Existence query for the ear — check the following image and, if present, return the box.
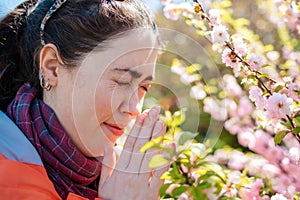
[39,43,64,87]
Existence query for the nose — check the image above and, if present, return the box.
[120,88,141,117]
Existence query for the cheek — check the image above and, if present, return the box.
[94,81,122,122]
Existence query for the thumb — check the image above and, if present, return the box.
[99,145,116,191]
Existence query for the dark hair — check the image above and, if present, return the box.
[0,0,157,111]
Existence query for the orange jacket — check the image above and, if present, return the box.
[0,111,102,200]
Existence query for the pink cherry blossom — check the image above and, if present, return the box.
[165,183,180,194]
[249,86,266,109]
[264,145,285,164]
[237,129,255,147]
[222,48,241,70]
[223,74,243,97]
[249,130,272,154]
[289,147,300,163]
[224,118,241,135]
[171,64,185,75]
[239,179,264,200]
[272,175,293,194]
[203,97,228,121]
[266,93,293,120]
[227,170,242,184]
[266,51,280,61]
[211,25,230,44]
[208,9,221,25]
[163,3,180,21]
[203,187,219,200]
[190,84,207,100]
[232,37,248,56]
[237,97,254,117]
[281,3,299,31]
[178,2,194,17]
[261,164,281,178]
[270,193,288,200]
[247,54,263,71]
[280,82,300,102]
[180,73,198,85]
[227,150,248,170]
[223,99,238,117]
[247,156,268,176]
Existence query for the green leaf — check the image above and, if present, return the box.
[194,161,211,168]
[261,64,271,68]
[149,154,170,168]
[247,74,257,80]
[140,136,163,153]
[274,131,289,145]
[263,44,274,52]
[292,127,300,134]
[294,116,300,127]
[159,183,172,197]
[280,120,292,129]
[186,64,202,74]
[190,186,207,200]
[221,0,232,8]
[172,110,185,126]
[197,182,212,189]
[161,194,172,199]
[274,85,284,93]
[198,171,217,180]
[258,73,270,79]
[171,186,189,197]
[178,132,198,146]
[241,78,248,85]
[167,164,186,183]
[235,18,250,26]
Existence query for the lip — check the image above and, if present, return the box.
[103,122,125,137]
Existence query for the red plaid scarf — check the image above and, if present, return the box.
[6,83,101,199]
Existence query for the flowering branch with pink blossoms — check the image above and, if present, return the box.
[163,0,300,144]
[156,0,300,199]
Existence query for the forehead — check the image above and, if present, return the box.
[82,29,158,67]
[76,29,158,82]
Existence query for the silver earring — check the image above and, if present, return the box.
[39,68,52,91]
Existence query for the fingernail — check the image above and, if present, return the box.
[137,113,147,124]
[149,106,160,120]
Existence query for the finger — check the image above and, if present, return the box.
[139,120,166,174]
[99,145,116,190]
[123,111,147,151]
[132,106,161,153]
[150,142,175,188]
[116,112,146,170]
[126,106,161,172]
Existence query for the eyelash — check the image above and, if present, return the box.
[116,81,149,92]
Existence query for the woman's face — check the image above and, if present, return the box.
[54,30,158,157]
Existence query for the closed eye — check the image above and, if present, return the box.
[116,81,130,86]
[140,83,151,92]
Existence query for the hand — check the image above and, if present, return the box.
[98,106,170,200]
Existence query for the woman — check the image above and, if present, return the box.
[0,0,169,199]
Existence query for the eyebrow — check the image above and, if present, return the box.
[113,68,153,81]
